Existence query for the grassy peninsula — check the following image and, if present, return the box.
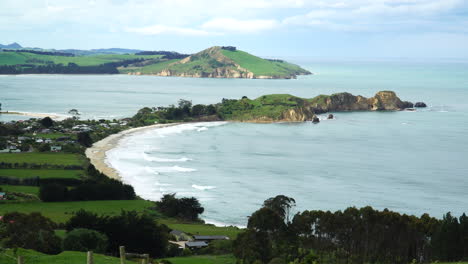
[0,46,310,78]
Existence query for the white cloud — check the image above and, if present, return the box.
[124,25,214,36]
[201,18,279,33]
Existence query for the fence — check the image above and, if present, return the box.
[12,246,151,264]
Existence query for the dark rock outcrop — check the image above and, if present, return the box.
[415,102,427,107]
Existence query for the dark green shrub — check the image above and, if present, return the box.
[63,228,108,253]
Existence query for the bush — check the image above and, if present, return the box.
[63,228,108,253]
[1,212,62,254]
[155,194,204,221]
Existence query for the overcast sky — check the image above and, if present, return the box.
[1,0,468,58]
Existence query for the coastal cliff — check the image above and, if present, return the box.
[218,91,417,123]
[124,46,311,79]
[131,91,422,125]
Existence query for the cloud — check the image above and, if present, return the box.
[201,18,279,33]
[281,0,466,31]
[124,25,214,36]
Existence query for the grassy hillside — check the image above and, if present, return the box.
[220,49,310,77]
[218,94,308,121]
[122,46,311,78]
[0,51,162,66]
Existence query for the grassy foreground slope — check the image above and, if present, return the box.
[0,249,137,264]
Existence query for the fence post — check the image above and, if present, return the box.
[119,246,126,264]
[17,256,24,264]
[87,251,94,264]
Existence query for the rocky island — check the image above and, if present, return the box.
[132,91,424,124]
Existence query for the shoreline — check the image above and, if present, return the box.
[0,111,67,120]
[85,123,181,181]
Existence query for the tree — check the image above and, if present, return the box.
[39,183,68,202]
[233,230,272,264]
[77,132,93,147]
[68,109,81,120]
[264,195,296,223]
[1,212,62,254]
[63,228,108,253]
[248,207,285,233]
[155,194,204,221]
[40,116,54,128]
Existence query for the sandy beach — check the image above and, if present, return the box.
[0,111,67,120]
[85,123,181,180]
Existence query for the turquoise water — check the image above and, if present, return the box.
[1,60,468,226]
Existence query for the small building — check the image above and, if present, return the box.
[36,139,44,143]
[0,192,6,200]
[193,235,230,242]
[185,241,208,249]
[44,139,53,144]
[170,230,191,242]
[50,146,62,152]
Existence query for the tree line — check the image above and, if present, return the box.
[3,49,75,56]
[233,195,468,264]
[135,51,189,59]
[0,58,147,74]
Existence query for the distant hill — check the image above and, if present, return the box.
[122,46,311,79]
[0,45,311,78]
[0,42,22,49]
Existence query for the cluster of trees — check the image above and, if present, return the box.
[3,49,75,56]
[39,165,135,202]
[0,210,169,257]
[135,51,189,59]
[131,99,218,125]
[0,63,119,74]
[233,195,468,264]
[65,210,169,257]
[39,179,135,202]
[156,193,205,221]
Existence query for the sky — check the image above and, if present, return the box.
[1,0,468,58]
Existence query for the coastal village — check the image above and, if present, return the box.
[0,109,238,263]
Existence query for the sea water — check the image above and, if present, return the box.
[1,59,468,226]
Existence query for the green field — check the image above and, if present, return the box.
[0,153,84,166]
[0,249,137,264]
[0,169,84,179]
[160,255,236,264]
[0,185,39,195]
[120,59,180,74]
[0,200,154,223]
[0,51,162,66]
[220,49,309,77]
[25,133,76,139]
[159,219,243,239]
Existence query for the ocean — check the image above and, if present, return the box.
[1,59,468,226]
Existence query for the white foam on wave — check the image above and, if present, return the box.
[105,122,227,202]
[192,184,216,190]
[151,166,197,173]
[143,153,192,162]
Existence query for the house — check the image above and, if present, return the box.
[36,139,44,143]
[50,146,62,152]
[185,241,208,249]
[0,192,6,200]
[0,149,9,153]
[193,235,230,242]
[170,230,192,242]
[44,139,53,144]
